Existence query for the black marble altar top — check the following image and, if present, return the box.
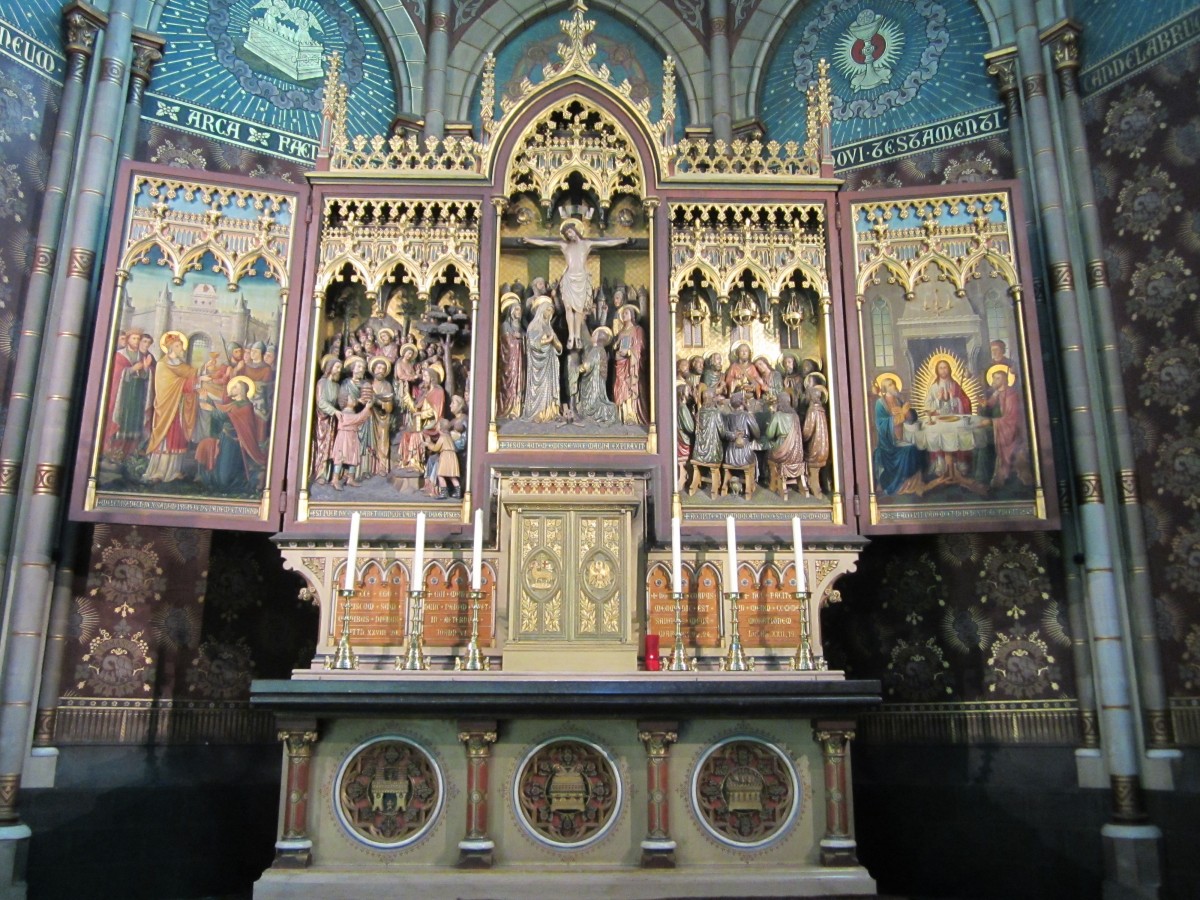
[251,673,881,719]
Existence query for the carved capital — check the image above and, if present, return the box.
[637,729,678,758]
[64,3,105,60]
[457,729,498,757]
[278,729,319,759]
[985,50,1019,101]
[131,33,165,84]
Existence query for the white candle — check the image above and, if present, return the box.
[726,515,738,592]
[792,516,807,592]
[344,512,360,591]
[471,508,483,591]
[412,512,426,590]
[671,517,683,594]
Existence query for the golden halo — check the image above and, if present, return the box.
[319,353,341,372]
[532,294,554,313]
[500,292,522,313]
[227,375,256,399]
[159,330,187,354]
[873,372,903,393]
[592,325,613,343]
[376,327,396,343]
[926,352,961,377]
[559,217,585,237]
[730,339,752,357]
[986,364,1017,386]
[426,361,445,383]
[368,355,392,376]
[399,343,418,357]
[343,355,367,372]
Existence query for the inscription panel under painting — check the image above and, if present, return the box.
[740,565,802,649]
[423,563,496,647]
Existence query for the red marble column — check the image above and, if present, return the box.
[457,720,498,868]
[275,727,320,868]
[638,721,679,868]
[813,720,858,866]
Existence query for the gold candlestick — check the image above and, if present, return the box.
[397,589,429,670]
[331,588,359,670]
[455,589,491,671]
[720,591,754,671]
[790,590,816,671]
[667,591,695,671]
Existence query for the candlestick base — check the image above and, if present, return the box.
[455,589,491,671]
[721,591,754,672]
[331,588,359,671]
[666,591,696,671]
[397,590,429,671]
[789,590,817,671]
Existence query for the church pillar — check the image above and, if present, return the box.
[0,1,103,586]
[0,0,135,853]
[275,727,320,868]
[637,722,678,867]
[707,0,732,144]
[1011,0,1162,893]
[813,721,857,866]
[986,47,1101,754]
[1044,20,1175,755]
[118,30,164,163]
[456,721,497,868]
[422,0,451,141]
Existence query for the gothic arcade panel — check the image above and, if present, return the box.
[489,94,653,454]
[73,166,305,529]
[671,201,844,525]
[845,186,1057,530]
[293,197,480,523]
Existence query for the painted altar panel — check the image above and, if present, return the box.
[842,184,1058,531]
[71,164,306,530]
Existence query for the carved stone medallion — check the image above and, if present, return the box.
[513,737,622,849]
[691,737,799,849]
[335,736,444,849]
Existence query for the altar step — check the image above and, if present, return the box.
[254,866,879,899]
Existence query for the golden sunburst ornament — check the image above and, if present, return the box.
[912,347,983,417]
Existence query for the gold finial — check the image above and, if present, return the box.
[481,53,496,139]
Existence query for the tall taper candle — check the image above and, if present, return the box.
[792,516,807,591]
[344,512,360,590]
[413,512,426,588]
[471,508,483,591]
[726,515,738,590]
[671,516,683,594]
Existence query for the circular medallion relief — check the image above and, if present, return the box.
[335,736,444,849]
[691,737,800,849]
[513,737,622,849]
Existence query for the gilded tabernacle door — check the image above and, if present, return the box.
[72,165,306,530]
[842,185,1058,531]
[499,473,643,672]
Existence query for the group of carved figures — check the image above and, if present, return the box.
[310,323,469,498]
[103,327,276,494]
[675,342,830,501]
[496,279,650,429]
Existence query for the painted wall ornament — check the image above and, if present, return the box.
[690,737,800,849]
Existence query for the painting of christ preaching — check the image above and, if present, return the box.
[73,170,303,528]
